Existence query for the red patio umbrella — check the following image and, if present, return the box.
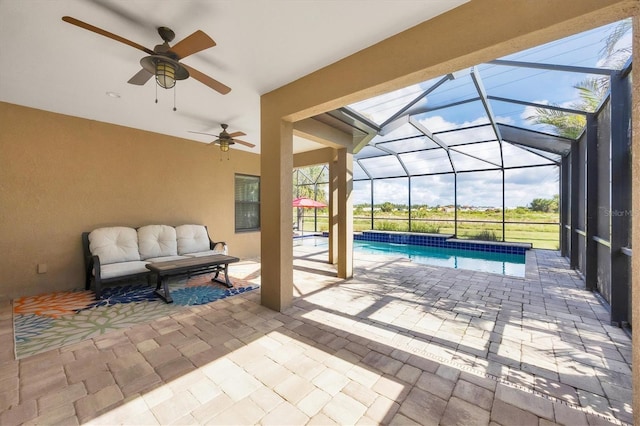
[293,197,327,236]
[292,196,327,208]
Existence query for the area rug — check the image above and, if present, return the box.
[13,272,259,359]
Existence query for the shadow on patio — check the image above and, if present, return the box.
[0,245,632,425]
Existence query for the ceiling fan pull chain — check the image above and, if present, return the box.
[173,86,177,111]
[155,82,158,104]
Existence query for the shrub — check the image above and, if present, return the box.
[471,230,499,241]
[411,222,441,234]
[375,221,400,231]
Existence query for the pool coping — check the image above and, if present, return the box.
[523,249,540,280]
[353,231,532,255]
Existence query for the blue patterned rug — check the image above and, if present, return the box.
[13,273,259,359]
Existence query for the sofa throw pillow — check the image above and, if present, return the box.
[138,225,178,260]
[88,227,141,265]
[176,224,210,255]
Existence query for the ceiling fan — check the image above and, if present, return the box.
[189,124,255,152]
[61,16,230,95]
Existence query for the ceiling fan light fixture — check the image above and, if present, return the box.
[219,140,230,152]
[140,56,189,90]
[155,61,176,89]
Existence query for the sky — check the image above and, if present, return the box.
[341,18,632,209]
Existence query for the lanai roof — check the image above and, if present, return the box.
[325,19,632,181]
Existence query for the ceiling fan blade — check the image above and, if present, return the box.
[89,0,152,29]
[228,131,246,138]
[128,68,153,85]
[182,64,231,95]
[171,30,216,59]
[233,139,256,148]
[62,16,154,55]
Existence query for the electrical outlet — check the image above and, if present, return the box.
[37,263,47,274]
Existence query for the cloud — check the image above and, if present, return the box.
[353,165,559,208]
[520,100,549,120]
[410,175,455,206]
[373,179,410,205]
[505,167,553,185]
[419,115,454,133]
[417,114,514,140]
[352,111,559,208]
[418,114,494,133]
[495,115,515,125]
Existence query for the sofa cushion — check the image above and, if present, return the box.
[89,227,140,265]
[99,261,149,279]
[176,225,210,255]
[146,255,190,263]
[138,225,178,260]
[185,246,228,258]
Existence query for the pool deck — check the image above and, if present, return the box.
[0,247,632,425]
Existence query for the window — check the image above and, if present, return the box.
[235,174,260,232]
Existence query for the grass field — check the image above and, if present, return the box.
[297,208,560,249]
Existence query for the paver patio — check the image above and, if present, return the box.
[0,245,632,425]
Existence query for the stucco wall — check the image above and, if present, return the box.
[0,101,261,300]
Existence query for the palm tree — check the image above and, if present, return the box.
[600,18,632,69]
[526,108,585,139]
[527,77,609,138]
[526,19,631,137]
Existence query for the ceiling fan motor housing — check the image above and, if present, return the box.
[157,26,175,43]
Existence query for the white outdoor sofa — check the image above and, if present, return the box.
[81,224,227,298]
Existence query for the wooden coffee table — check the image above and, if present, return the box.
[146,254,240,303]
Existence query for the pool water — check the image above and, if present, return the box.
[355,240,525,277]
[296,236,526,277]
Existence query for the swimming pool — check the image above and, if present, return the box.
[355,240,525,277]
[296,236,526,277]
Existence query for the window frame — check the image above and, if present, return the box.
[234,173,261,233]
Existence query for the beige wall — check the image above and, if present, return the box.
[293,147,333,169]
[0,101,261,300]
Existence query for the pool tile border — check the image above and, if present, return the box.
[351,231,531,255]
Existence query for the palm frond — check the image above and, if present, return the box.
[526,106,585,139]
[573,77,608,112]
[599,18,632,70]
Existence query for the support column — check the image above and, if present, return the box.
[454,173,458,237]
[328,150,338,265]
[570,144,580,269]
[585,113,598,291]
[370,180,374,230]
[260,118,293,311]
[609,71,632,325]
[336,148,353,279]
[560,155,570,257]
[408,177,412,232]
[630,16,639,425]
